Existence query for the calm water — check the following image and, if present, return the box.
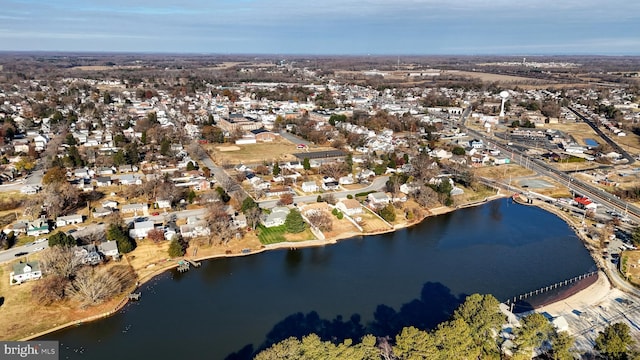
[43,199,595,359]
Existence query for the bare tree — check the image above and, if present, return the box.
[204,203,235,245]
[306,211,333,232]
[31,275,69,305]
[319,162,346,180]
[39,246,81,279]
[414,184,439,208]
[277,193,294,206]
[147,228,165,243]
[411,153,438,184]
[322,193,337,205]
[245,207,262,230]
[66,265,135,306]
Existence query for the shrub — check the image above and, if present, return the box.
[346,194,353,199]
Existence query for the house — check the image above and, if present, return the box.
[98,240,120,260]
[121,203,148,216]
[95,176,112,187]
[11,221,28,235]
[322,181,339,191]
[400,183,419,195]
[93,206,113,218]
[180,221,210,238]
[301,181,318,193]
[73,244,102,265]
[233,213,247,229]
[73,168,90,179]
[156,199,172,209]
[118,174,143,186]
[367,192,391,207]
[262,206,290,228]
[27,218,49,236]
[55,214,84,227]
[336,199,363,216]
[129,220,155,239]
[10,261,42,284]
[339,175,354,185]
[33,134,48,152]
[20,185,39,195]
[101,200,118,209]
[97,167,115,176]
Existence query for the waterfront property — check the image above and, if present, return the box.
[10,261,42,284]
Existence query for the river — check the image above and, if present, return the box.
[42,198,596,359]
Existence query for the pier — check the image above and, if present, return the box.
[128,293,141,301]
[504,271,598,312]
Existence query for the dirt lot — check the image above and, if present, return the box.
[449,70,547,84]
[474,164,536,181]
[205,138,335,165]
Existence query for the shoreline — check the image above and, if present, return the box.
[22,192,612,341]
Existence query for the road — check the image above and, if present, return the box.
[568,106,635,165]
[0,237,49,263]
[0,169,44,192]
[279,130,312,147]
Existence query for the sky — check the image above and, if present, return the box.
[1,0,639,55]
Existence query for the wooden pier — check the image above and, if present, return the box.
[186,259,201,267]
[177,261,190,273]
[128,292,141,301]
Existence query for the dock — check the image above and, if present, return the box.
[177,260,190,273]
[186,259,201,267]
[128,292,141,301]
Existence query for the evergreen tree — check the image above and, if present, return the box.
[48,232,77,247]
[241,196,257,213]
[303,157,311,171]
[285,209,306,233]
[595,323,635,360]
[168,237,186,258]
[273,162,281,176]
[106,224,136,253]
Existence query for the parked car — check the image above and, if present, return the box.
[14,251,28,257]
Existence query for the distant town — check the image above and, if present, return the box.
[1,54,640,358]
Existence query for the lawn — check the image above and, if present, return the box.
[257,225,287,244]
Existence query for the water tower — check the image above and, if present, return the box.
[499,91,509,117]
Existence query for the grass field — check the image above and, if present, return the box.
[257,225,287,244]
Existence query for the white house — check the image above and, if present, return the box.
[121,203,148,216]
[336,199,363,216]
[20,185,39,195]
[27,218,49,237]
[180,221,211,238]
[301,181,318,193]
[55,214,84,227]
[263,206,290,228]
[101,200,118,209]
[129,221,155,239]
[339,175,354,185]
[98,240,119,259]
[93,206,113,218]
[118,174,143,186]
[10,261,42,284]
[156,199,172,209]
[367,192,391,207]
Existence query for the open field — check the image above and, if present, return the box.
[621,250,640,285]
[206,138,336,165]
[449,70,548,84]
[548,122,602,146]
[474,164,536,181]
[71,65,142,71]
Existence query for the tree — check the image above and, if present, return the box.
[513,313,554,357]
[285,209,306,233]
[31,274,69,305]
[596,323,635,360]
[273,162,281,176]
[147,228,165,243]
[205,203,235,245]
[631,227,640,247]
[551,331,577,360]
[215,186,231,203]
[306,211,333,232]
[394,326,437,360]
[187,190,196,204]
[245,207,262,230]
[160,137,171,156]
[106,224,136,253]
[65,133,77,146]
[202,166,211,178]
[39,246,81,279]
[278,193,294,206]
[48,232,77,247]
[241,196,258,213]
[378,204,396,222]
[66,265,135,306]
[452,294,505,358]
[303,157,311,171]
[42,166,67,185]
[168,237,186,258]
[186,161,196,171]
[452,146,466,156]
